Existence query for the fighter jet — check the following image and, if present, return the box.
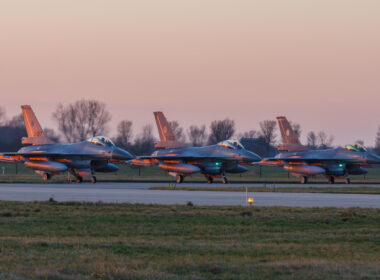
[0,105,134,183]
[132,112,261,184]
[259,116,380,184]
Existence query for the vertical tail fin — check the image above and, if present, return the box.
[276,116,307,151]
[154,111,177,142]
[22,105,45,138]
[21,105,55,145]
[153,112,185,149]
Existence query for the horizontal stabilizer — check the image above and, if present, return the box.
[0,154,17,163]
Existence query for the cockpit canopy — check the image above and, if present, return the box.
[344,144,367,153]
[218,139,245,150]
[87,136,115,147]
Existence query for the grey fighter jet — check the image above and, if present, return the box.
[259,116,380,184]
[0,105,134,183]
[132,112,261,184]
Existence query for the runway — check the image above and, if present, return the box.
[0,182,379,207]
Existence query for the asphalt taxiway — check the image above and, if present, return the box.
[0,182,379,208]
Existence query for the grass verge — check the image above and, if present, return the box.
[0,201,379,279]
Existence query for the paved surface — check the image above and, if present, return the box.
[0,183,379,207]
[145,182,380,188]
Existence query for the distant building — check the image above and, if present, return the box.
[240,137,277,157]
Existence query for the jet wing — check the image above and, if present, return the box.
[0,152,109,161]
[0,153,18,163]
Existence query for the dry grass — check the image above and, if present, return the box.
[0,202,379,279]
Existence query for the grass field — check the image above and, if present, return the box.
[1,163,380,184]
[0,201,379,279]
[150,186,380,194]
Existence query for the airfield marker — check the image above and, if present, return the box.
[248,197,254,206]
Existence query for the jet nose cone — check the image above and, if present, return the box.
[112,147,134,160]
[242,150,261,163]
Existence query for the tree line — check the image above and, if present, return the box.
[0,100,379,156]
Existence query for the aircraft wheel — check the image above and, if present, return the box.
[206,176,213,184]
[43,173,51,181]
[91,176,97,184]
[176,175,184,184]
[300,176,308,184]
[345,178,351,184]
[222,176,228,184]
[328,176,335,184]
[76,176,83,183]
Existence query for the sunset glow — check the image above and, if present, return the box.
[1,0,379,145]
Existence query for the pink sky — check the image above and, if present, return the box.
[0,0,379,145]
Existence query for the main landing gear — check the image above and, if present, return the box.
[206,176,214,184]
[300,176,308,184]
[91,176,97,184]
[76,176,83,183]
[326,175,350,184]
[69,169,97,184]
[222,176,228,184]
[42,173,51,181]
[176,175,184,184]
[328,176,335,184]
[203,175,228,184]
[75,175,96,184]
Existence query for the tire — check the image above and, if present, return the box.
[328,176,335,184]
[222,177,228,184]
[43,173,50,181]
[300,176,308,184]
[176,175,184,184]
